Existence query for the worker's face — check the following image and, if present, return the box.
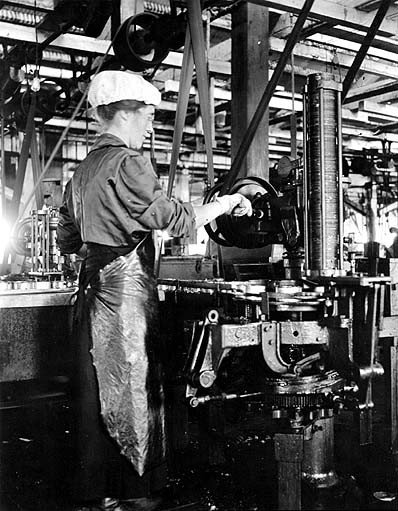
[125,105,155,150]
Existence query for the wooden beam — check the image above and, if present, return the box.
[357,99,398,118]
[0,20,113,54]
[0,20,232,74]
[317,27,398,55]
[0,0,53,10]
[210,35,398,79]
[251,0,398,36]
[1,19,398,80]
[231,2,269,179]
[270,37,398,79]
[345,79,398,103]
[163,81,304,113]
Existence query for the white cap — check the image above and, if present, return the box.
[88,70,161,108]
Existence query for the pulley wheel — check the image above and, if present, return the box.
[204,177,283,249]
[203,183,234,247]
[113,13,170,72]
[20,78,71,121]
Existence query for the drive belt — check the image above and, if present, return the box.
[167,0,214,198]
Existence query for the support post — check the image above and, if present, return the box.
[224,0,315,193]
[274,432,304,510]
[231,2,269,181]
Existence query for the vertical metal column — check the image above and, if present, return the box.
[302,87,309,272]
[302,416,339,488]
[304,73,343,275]
[336,91,344,270]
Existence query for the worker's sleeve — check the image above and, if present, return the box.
[114,154,196,238]
[56,180,83,254]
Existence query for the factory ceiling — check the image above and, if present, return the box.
[2,0,398,178]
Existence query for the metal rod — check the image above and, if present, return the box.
[45,212,50,272]
[342,0,393,100]
[290,52,297,160]
[31,212,35,271]
[348,291,354,361]
[30,129,44,209]
[221,0,315,194]
[319,87,326,271]
[364,284,380,427]
[190,391,265,407]
[302,85,309,273]
[369,285,380,368]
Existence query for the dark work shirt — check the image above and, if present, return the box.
[57,134,195,254]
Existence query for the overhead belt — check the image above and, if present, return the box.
[167,0,215,198]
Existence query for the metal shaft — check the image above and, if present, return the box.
[304,74,343,275]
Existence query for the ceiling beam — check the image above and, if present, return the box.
[345,78,398,103]
[0,0,53,10]
[270,37,398,79]
[162,79,304,112]
[317,26,398,54]
[0,20,113,54]
[1,18,397,80]
[210,35,398,79]
[251,0,398,36]
[0,20,231,75]
[357,99,398,118]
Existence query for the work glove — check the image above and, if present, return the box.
[216,193,253,217]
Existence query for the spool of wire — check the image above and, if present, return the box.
[304,73,343,274]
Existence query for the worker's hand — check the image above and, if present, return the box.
[216,193,253,217]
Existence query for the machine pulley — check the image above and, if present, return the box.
[113,12,186,72]
[204,176,300,250]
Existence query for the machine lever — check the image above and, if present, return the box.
[189,391,264,408]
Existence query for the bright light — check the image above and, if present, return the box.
[0,218,11,263]
[161,231,171,241]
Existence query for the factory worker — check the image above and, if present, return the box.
[56,70,252,511]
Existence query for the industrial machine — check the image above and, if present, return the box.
[11,206,64,277]
[0,207,75,386]
[158,73,395,510]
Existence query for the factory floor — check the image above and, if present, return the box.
[1,380,398,511]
